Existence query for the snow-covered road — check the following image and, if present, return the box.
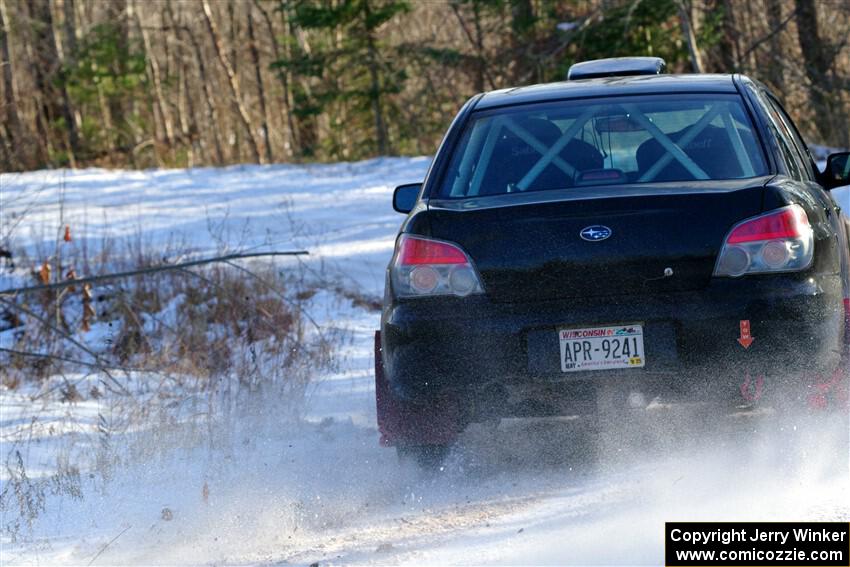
[1,161,848,565]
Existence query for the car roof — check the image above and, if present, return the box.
[474,74,740,110]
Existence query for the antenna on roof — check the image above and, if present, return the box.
[567,57,667,81]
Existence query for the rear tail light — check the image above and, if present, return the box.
[391,235,483,298]
[714,205,814,277]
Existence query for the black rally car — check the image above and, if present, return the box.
[375,57,850,462]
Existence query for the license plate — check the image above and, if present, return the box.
[559,324,645,372]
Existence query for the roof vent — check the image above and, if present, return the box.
[567,57,667,81]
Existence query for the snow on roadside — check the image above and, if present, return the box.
[1,157,433,491]
[1,158,431,564]
[0,157,431,298]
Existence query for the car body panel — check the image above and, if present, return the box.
[379,69,850,445]
[382,272,843,400]
[426,181,766,302]
[475,74,739,111]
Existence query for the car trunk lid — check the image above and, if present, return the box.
[426,180,767,303]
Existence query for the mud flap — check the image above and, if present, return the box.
[374,331,461,447]
[808,298,850,411]
[806,366,849,411]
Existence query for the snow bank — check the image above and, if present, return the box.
[1,157,432,298]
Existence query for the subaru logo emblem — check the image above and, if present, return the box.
[580,225,612,242]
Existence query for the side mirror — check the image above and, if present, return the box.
[393,183,422,213]
[824,152,850,189]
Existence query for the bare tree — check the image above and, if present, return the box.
[677,0,705,73]
[247,6,272,163]
[764,0,785,91]
[183,23,224,166]
[0,0,24,168]
[794,0,835,144]
[201,0,263,164]
[0,0,847,169]
[252,0,297,158]
[164,0,195,167]
[134,0,175,164]
[363,0,389,156]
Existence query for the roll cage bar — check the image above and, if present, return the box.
[452,99,757,198]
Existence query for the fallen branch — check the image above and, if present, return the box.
[0,347,147,375]
[0,297,131,395]
[0,251,308,296]
[87,524,132,566]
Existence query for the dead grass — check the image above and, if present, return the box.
[0,229,340,542]
[1,231,330,387]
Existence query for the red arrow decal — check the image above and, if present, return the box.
[737,319,754,349]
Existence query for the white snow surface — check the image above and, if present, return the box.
[1,160,848,566]
[1,158,432,298]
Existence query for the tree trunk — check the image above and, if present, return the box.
[201,0,263,164]
[247,7,272,163]
[765,0,784,92]
[61,0,76,59]
[0,0,24,168]
[363,0,389,156]
[253,0,297,158]
[714,0,739,72]
[510,0,535,84]
[740,0,758,72]
[105,0,127,148]
[472,2,489,89]
[164,0,194,167]
[61,0,86,138]
[794,0,834,144]
[227,1,239,158]
[184,23,224,165]
[450,2,494,92]
[677,0,705,73]
[24,0,58,165]
[38,0,78,165]
[286,13,318,157]
[95,82,115,159]
[135,1,175,150]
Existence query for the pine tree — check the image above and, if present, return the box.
[273,0,409,159]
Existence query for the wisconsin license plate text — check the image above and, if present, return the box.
[559,324,645,372]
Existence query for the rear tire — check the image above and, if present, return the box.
[396,444,450,470]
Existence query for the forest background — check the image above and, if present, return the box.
[1,0,848,172]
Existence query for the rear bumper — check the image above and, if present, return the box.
[381,273,846,411]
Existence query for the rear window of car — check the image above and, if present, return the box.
[436,94,768,199]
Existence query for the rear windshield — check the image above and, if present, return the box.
[436,94,768,199]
